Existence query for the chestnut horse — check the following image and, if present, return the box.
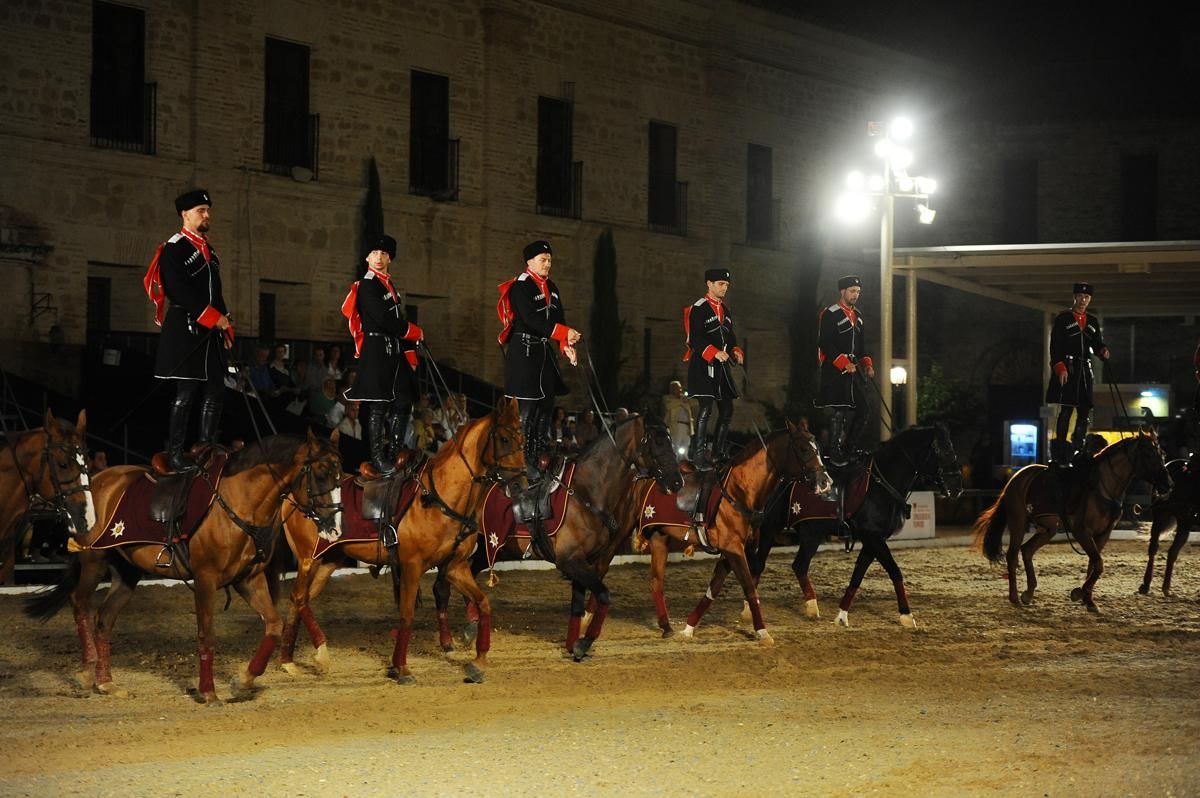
[976,431,1171,612]
[753,424,962,628]
[1,409,93,579]
[639,421,829,645]
[1139,455,1199,596]
[438,413,684,662]
[278,398,524,684]
[25,430,343,704]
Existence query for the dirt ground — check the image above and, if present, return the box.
[1,538,1199,797]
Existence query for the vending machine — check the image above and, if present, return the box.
[1004,419,1041,467]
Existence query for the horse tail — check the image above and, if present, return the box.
[24,556,82,621]
[974,495,1009,563]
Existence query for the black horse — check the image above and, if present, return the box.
[1139,455,1200,596]
[752,424,962,628]
[433,412,684,660]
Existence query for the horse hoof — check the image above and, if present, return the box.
[463,663,485,684]
[756,629,775,646]
[202,692,223,707]
[1086,603,1100,614]
[836,609,850,628]
[229,677,258,701]
[1020,592,1035,606]
[1163,589,1173,598]
[95,681,129,698]
[393,673,417,686]
[900,613,917,629]
[680,624,696,639]
[74,668,96,690]
[279,662,302,677]
[1137,584,1150,596]
[572,639,594,661]
[1069,587,1084,602]
[660,627,674,639]
[804,599,820,619]
[313,643,331,672]
[440,640,456,653]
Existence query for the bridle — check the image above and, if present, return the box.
[4,427,93,535]
[874,427,962,506]
[631,417,683,492]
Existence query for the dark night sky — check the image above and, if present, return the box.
[744,1,1200,121]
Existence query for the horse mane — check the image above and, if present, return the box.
[224,434,306,476]
[575,413,642,459]
[727,429,786,469]
[1095,434,1145,459]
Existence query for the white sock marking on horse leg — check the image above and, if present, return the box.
[682,624,696,638]
[836,609,850,627]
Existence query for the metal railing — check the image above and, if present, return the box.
[90,81,156,155]
[537,161,583,219]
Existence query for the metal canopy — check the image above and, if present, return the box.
[892,241,1200,317]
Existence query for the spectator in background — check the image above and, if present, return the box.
[549,407,575,452]
[305,345,328,400]
[287,360,310,416]
[565,415,579,452]
[337,401,363,440]
[248,344,273,397]
[89,450,109,473]
[411,407,437,452]
[324,343,344,382]
[615,407,630,422]
[308,378,339,428]
[574,409,599,448]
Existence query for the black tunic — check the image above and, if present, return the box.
[1045,309,1107,409]
[683,297,740,400]
[503,271,569,400]
[153,232,228,381]
[815,302,872,408]
[343,271,420,403]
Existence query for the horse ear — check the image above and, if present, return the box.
[329,428,341,446]
[75,408,87,436]
[306,426,318,445]
[785,419,796,434]
[44,407,55,430]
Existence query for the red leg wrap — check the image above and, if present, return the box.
[585,602,610,640]
[839,587,858,612]
[686,596,714,627]
[248,635,277,677]
[280,619,299,663]
[465,600,480,623]
[476,613,492,655]
[802,577,817,602]
[95,637,113,685]
[391,626,412,670]
[652,589,669,624]
[198,646,215,695]
[299,606,326,649]
[565,615,582,653]
[437,609,453,648]
[746,593,766,631]
[74,607,97,667]
[586,594,599,614]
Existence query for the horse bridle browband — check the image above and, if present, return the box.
[5,428,92,529]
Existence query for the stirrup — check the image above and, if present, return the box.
[154,545,175,569]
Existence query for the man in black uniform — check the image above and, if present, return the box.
[815,275,875,465]
[1046,282,1110,464]
[497,240,581,481]
[683,268,743,467]
[341,235,424,476]
[144,189,234,471]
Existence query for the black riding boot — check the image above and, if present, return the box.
[166,386,195,471]
[387,402,413,460]
[712,419,732,463]
[690,401,713,467]
[367,404,392,475]
[827,409,849,466]
[198,396,222,447]
[519,401,547,481]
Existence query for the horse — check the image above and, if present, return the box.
[278,398,524,684]
[1,409,93,580]
[436,412,684,662]
[754,424,962,629]
[976,431,1171,612]
[1138,455,1199,596]
[25,429,343,704]
[638,420,829,645]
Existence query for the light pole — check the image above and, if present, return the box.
[834,117,938,439]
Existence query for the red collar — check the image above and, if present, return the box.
[705,295,725,321]
[838,301,858,323]
[525,268,551,305]
[180,227,210,260]
[368,266,397,298]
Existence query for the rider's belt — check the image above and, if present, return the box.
[364,331,400,356]
[515,333,550,345]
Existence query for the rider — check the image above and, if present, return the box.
[144,189,234,471]
[815,275,875,466]
[497,240,582,488]
[683,268,743,468]
[1046,282,1110,466]
[341,234,424,477]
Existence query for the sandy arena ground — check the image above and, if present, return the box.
[1,538,1198,797]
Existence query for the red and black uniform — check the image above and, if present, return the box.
[341,238,423,474]
[683,294,743,461]
[144,189,233,468]
[1045,295,1108,459]
[815,283,874,463]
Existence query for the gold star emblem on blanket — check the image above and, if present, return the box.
[110,520,125,538]
[791,502,802,515]
[488,532,499,548]
[643,505,656,519]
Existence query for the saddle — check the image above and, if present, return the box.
[513,456,569,525]
[482,462,576,568]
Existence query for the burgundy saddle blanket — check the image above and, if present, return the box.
[637,474,723,536]
[481,462,576,568]
[311,467,425,559]
[91,455,226,550]
[784,465,871,527]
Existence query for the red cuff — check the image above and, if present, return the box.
[702,345,719,362]
[1054,362,1067,377]
[196,305,222,329]
[403,322,423,342]
[833,354,850,372]
[405,350,419,370]
[859,356,873,370]
[551,324,571,344]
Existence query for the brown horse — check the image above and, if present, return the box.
[278,398,523,684]
[1,409,93,579]
[1138,455,1200,596]
[440,412,684,662]
[25,430,343,704]
[638,421,829,645]
[976,431,1171,611]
